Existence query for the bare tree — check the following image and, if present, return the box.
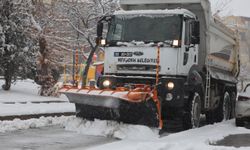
[212,0,232,16]
[32,1,79,96]
[61,0,119,86]
[31,0,118,95]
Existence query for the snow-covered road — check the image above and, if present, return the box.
[1,80,250,150]
[1,116,250,150]
[0,125,116,150]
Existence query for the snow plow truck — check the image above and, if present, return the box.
[60,0,240,130]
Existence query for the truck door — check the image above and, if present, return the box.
[180,19,198,75]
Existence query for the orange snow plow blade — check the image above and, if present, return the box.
[60,85,162,128]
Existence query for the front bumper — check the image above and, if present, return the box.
[98,75,186,107]
[236,100,250,118]
[158,77,186,108]
[98,75,187,118]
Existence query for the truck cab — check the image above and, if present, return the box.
[100,9,200,77]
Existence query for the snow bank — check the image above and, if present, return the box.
[0,79,74,116]
[1,116,250,150]
[0,103,75,116]
[0,116,159,141]
[88,120,250,150]
[0,79,68,103]
[65,118,159,140]
[0,116,74,133]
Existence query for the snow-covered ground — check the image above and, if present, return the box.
[1,116,250,150]
[88,120,250,150]
[0,79,75,116]
[0,103,74,116]
[0,79,68,103]
[1,79,250,150]
[64,118,250,150]
[65,117,159,140]
[0,116,71,132]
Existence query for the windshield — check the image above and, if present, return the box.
[107,14,183,44]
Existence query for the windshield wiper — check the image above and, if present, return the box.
[144,41,172,47]
[107,40,173,47]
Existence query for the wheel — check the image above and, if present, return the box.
[75,104,81,117]
[235,118,244,127]
[205,110,214,124]
[215,91,231,122]
[75,104,114,121]
[184,92,202,129]
[230,92,236,119]
[222,92,231,120]
[74,104,95,121]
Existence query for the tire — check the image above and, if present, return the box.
[215,91,231,122]
[75,104,111,121]
[230,92,236,119]
[75,104,95,120]
[235,118,244,127]
[205,110,214,124]
[184,92,202,129]
[75,104,81,117]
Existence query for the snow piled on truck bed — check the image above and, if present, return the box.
[114,9,194,16]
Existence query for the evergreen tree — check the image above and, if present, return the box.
[0,0,38,90]
[0,24,5,76]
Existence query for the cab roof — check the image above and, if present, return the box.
[114,9,196,18]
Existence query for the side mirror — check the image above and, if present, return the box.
[244,84,250,93]
[96,16,112,45]
[97,22,103,38]
[191,21,200,44]
[96,22,103,45]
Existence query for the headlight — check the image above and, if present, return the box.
[101,39,106,46]
[166,82,174,90]
[103,80,111,88]
[172,40,179,47]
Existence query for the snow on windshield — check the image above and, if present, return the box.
[107,14,182,44]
